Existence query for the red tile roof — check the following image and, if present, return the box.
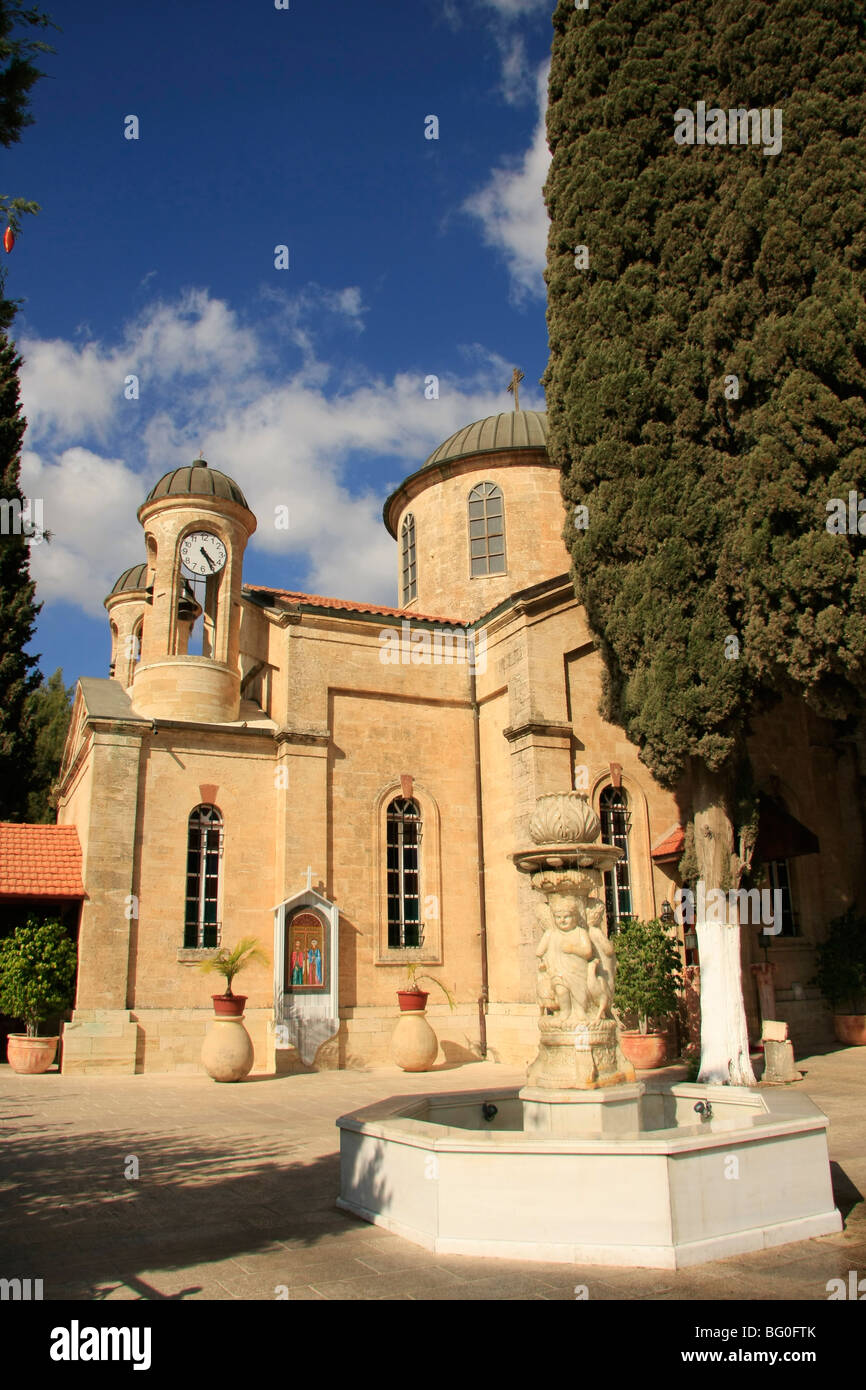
[0,823,85,899]
[244,585,467,626]
[651,825,686,862]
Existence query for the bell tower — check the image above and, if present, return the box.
[131,457,256,723]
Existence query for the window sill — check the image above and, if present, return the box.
[177,948,221,965]
[375,950,442,967]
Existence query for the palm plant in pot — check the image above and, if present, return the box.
[613,916,683,1070]
[197,936,268,1016]
[397,963,456,1013]
[0,918,78,1074]
[811,908,866,1045]
[392,965,456,1072]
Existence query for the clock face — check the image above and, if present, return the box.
[180,531,227,577]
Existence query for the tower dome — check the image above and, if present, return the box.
[133,456,257,723]
[383,408,568,621]
[420,409,548,474]
[143,458,249,511]
[107,562,148,599]
[384,411,549,537]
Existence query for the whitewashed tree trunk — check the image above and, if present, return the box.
[692,761,757,1088]
[695,910,755,1086]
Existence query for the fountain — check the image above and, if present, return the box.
[337,792,841,1268]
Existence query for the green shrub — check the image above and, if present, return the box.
[0,917,78,1036]
[613,917,683,1034]
[812,909,866,1015]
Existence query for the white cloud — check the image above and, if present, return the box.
[478,0,550,14]
[463,62,551,302]
[20,447,146,616]
[17,288,534,617]
[496,32,535,106]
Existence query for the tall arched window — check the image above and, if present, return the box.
[600,786,633,932]
[387,797,422,948]
[401,513,417,603]
[468,482,506,576]
[185,805,223,948]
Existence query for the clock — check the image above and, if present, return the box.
[180,531,227,576]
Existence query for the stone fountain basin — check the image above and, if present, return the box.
[336,1083,842,1269]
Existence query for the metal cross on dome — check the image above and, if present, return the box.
[507,367,524,411]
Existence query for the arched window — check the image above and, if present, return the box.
[468,482,506,577]
[600,786,633,932]
[401,513,417,603]
[387,797,422,948]
[184,805,223,948]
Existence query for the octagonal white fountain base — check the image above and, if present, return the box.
[336,1082,841,1269]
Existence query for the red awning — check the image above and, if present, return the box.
[651,826,685,863]
[755,797,819,862]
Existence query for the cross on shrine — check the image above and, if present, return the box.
[305,865,313,892]
[507,367,525,411]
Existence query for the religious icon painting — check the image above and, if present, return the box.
[285,910,327,992]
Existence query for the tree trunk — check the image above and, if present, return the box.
[692,761,756,1087]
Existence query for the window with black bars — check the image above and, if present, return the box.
[767,859,797,936]
[600,786,633,933]
[184,805,223,948]
[401,514,417,603]
[386,797,422,948]
[468,482,506,577]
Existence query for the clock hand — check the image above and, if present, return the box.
[199,546,216,572]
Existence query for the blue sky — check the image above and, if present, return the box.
[6,0,555,685]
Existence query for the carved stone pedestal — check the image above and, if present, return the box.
[521,1082,644,1137]
[525,1018,636,1090]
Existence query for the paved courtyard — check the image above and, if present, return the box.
[0,1048,863,1301]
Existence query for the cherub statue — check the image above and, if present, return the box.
[536,882,615,1026]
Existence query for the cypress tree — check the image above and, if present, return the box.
[0,2,56,819]
[0,327,40,817]
[544,1,866,1082]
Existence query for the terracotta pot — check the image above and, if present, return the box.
[834,1014,866,1046]
[391,1009,438,1071]
[397,989,428,1013]
[201,1015,255,1081]
[212,994,247,1017]
[6,1035,59,1074]
[619,1030,668,1070]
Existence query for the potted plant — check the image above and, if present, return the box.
[392,964,455,1072]
[812,908,866,1045]
[397,962,456,1013]
[197,936,268,1016]
[0,918,78,1074]
[197,936,269,1083]
[613,917,683,1069]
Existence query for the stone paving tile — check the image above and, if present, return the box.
[407,1272,564,1301]
[304,1266,469,1300]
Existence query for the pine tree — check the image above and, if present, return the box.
[544,1,866,1083]
[23,667,73,821]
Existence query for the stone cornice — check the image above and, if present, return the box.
[275,726,331,747]
[503,720,574,744]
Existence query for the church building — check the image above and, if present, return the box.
[55,407,857,1074]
